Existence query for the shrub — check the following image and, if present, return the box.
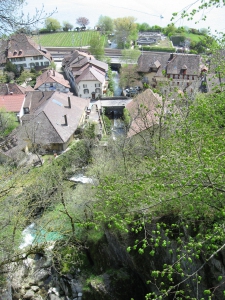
[142,46,175,52]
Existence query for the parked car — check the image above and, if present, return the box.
[134,86,141,91]
[126,90,138,97]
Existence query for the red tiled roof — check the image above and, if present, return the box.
[126,89,163,137]
[34,69,70,89]
[0,94,25,112]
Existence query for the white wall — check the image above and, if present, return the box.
[77,80,104,99]
[9,56,51,69]
[38,83,69,93]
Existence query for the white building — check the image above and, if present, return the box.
[2,34,53,70]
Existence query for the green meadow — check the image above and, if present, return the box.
[32,31,105,47]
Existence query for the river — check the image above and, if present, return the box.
[112,70,122,96]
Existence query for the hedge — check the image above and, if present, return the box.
[142,46,176,52]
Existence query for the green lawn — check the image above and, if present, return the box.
[183,33,203,42]
[32,31,106,47]
[152,37,173,48]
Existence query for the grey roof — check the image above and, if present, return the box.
[23,91,54,113]
[167,53,201,76]
[76,66,105,84]
[137,52,170,75]
[0,83,33,95]
[6,34,52,62]
[62,50,94,69]
[21,91,90,144]
[89,59,108,72]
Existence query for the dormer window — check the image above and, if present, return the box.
[181,64,187,75]
[13,50,17,56]
[19,49,22,55]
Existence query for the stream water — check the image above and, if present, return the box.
[112,70,122,96]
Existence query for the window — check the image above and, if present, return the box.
[44,62,49,66]
[34,55,44,60]
[50,83,54,87]
[18,63,27,68]
[35,62,39,66]
[23,107,29,114]
[83,84,87,88]
[95,88,100,93]
[10,57,26,62]
[84,89,89,94]
[95,83,100,87]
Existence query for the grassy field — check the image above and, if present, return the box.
[151,37,173,48]
[183,33,204,42]
[32,31,106,47]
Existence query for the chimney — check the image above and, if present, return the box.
[64,114,68,126]
[68,96,71,108]
[6,84,9,95]
[169,53,174,60]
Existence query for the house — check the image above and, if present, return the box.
[0,83,34,95]
[166,53,202,83]
[125,89,167,138]
[34,69,70,93]
[137,52,205,93]
[0,94,25,119]
[76,65,107,99]
[20,91,90,151]
[137,52,170,85]
[62,50,108,98]
[0,34,53,70]
[202,50,225,93]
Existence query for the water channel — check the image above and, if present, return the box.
[109,71,126,138]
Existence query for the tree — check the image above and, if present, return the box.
[171,0,225,24]
[137,22,151,32]
[4,61,19,76]
[45,17,61,32]
[113,16,138,49]
[0,108,19,140]
[199,27,208,35]
[89,33,105,60]
[16,70,34,85]
[119,64,141,88]
[120,49,141,64]
[86,87,225,298]
[62,21,73,32]
[97,16,114,34]
[163,23,177,37]
[0,1,55,36]
[76,17,89,28]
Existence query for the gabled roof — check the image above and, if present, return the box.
[6,34,52,61]
[167,53,201,75]
[23,91,54,114]
[34,69,70,90]
[89,59,108,72]
[76,66,105,84]
[0,83,34,95]
[126,89,163,137]
[21,91,90,144]
[137,52,170,75]
[62,50,94,69]
[0,94,25,112]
